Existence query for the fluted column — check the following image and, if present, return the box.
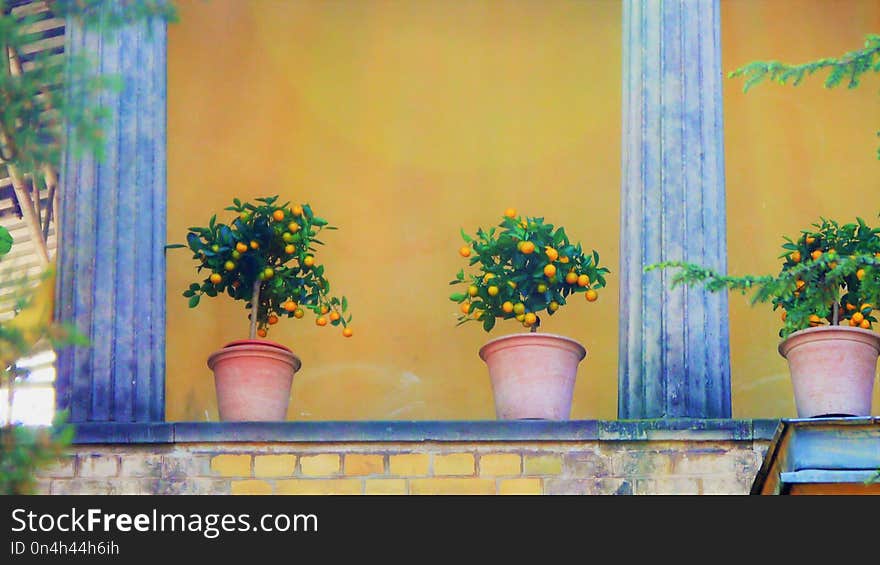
[55,15,167,422]
[619,0,730,418]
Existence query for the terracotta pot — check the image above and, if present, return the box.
[778,325,880,418]
[479,333,586,420]
[207,339,302,421]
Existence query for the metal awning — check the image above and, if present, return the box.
[751,417,880,494]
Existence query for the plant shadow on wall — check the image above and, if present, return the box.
[0,1,177,493]
[166,196,353,422]
[449,208,610,421]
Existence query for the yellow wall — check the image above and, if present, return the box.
[166,0,622,421]
[722,0,880,417]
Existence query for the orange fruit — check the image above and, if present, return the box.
[585,290,598,302]
[577,274,590,287]
[257,328,267,338]
[861,303,873,312]
[565,271,578,285]
[515,313,525,322]
[544,264,557,278]
[459,246,471,258]
[849,318,859,327]
[468,285,479,297]
[523,312,537,326]
[263,268,274,279]
[808,314,822,324]
[268,314,279,325]
[507,281,517,289]
[342,327,353,337]
[549,301,559,312]
[852,312,864,324]
[461,302,470,314]
[856,269,866,281]
[545,247,559,262]
[846,303,857,311]
[288,222,301,233]
[513,303,525,315]
[273,209,285,221]
[780,309,787,321]
[504,208,517,218]
[329,311,340,322]
[520,241,535,254]
[209,273,222,284]
[483,273,495,284]
[224,261,236,271]
[805,236,816,245]
[250,240,260,250]
[536,283,548,293]
[303,256,315,267]
[559,256,569,264]
[236,242,248,253]
[283,301,297,312]
[487,285,499,297]
[501,301,514,313]
[860,319,871,329]
[320,305,329,314]
[795,280,805,290]
[292,205,303,216]
[811,250,822,261]
[316,316,328,326]
[790,251,801,263]
[285,244,296,254]
[293,308,304,319]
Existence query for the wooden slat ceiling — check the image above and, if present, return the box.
[0,0,63,321]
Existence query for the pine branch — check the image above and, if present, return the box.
[729,33,880,160]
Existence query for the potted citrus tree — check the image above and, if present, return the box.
[449,209,610,420]
[169,195,352,421]
[647,216,880,418]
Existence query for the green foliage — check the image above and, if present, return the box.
[1,412,74,494]
[169,196,352,337]
[729,33,880,159]
[0,0,177,176]
[450,210,609,332]
[646,216,880,338]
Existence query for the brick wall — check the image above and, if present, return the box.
[35,438,771,495]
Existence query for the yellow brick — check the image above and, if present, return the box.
[231,480,272,495]
[345,454,385,476]
[434,453,475,476]
[523,455,563,475]
[299,454,340,476]
[389,453,430,476]
[410,478,495,495]
[210,454,251,477]
[499,478,543,495]
[276,479,362,495]
[480,454,522,476]
[364,479,407,495]
[254,455,296,478]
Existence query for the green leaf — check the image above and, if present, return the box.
[0,226,13,256]
[188,295,200,308]
[460,228,472,243]
[449,292,467,303]
[482,315,496,332]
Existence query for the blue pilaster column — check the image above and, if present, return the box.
[55,16,167,422]
[619,0,730,418]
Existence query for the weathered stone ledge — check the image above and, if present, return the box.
[70,419,782,444]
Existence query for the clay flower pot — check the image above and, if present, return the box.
[778,325,880,418]
[207,339,302,421]
[479,333,587,420]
